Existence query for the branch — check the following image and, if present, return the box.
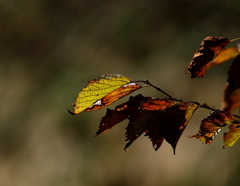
[200,103,240,119]
[133,80,173,99]
[135,79,240,120]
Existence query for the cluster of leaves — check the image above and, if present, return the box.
[69,36,240,154]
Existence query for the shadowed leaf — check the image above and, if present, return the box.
[124,99,199,154]
[190,111,236,144]
[69,74,142,114]
[153,102,199,154]
[225,55,240,99]
[96,94,146,135]
[125,110,162,150]
[221,83,240,113]
[187,36,230,78]
[124,98,178,151]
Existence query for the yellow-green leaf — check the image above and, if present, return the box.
[208,47,240,68]
[223,120,240,148]
[70,74,142,114]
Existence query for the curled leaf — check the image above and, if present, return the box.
[190,111,236,144]
[187,36,230,78]
[69,74,142,115]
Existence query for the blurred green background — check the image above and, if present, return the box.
[1,0,240,185]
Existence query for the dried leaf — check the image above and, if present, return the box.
[187,36,230,78]
[223,120,240,148]
[124,98,178,150]
[154,102,199,154]
[125,110,162,150]
[124,99,199,154]
[226,55,240,98]
[190,111,236,144]
[96,94,146,135]
[69,74,142,115]
[221,82,240,113]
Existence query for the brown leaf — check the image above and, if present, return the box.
[124,98,178,150]
[125,99,199,154]
[221,82,240,113]
[95,94,146,135]
[150,102,198,154]
[190,111,236,144]
[187,36,230,78]
[226,55,240,98]
[125,110,162,150]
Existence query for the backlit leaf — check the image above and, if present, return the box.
[187,36,230,78]
[69,74,142,115]
[223,120,240,148]
[210,47,239,68]
[190,111,236,144]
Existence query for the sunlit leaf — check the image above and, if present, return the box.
[209,47,239,68]
[190,111,236,144]
[223,120,240,148]
[187,36,230,78]
[69,74,142,115]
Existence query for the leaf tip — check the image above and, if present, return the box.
[67,109,76,115]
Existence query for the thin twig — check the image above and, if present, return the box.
[133,79,240,119]
[133,79,173,98]
[200,103,240,119]
[230,38,240,42]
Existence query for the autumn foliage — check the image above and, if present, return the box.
[69,36,240,154]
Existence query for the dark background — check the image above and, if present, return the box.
[1,0,240,185]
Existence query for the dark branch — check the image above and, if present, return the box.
[133,79,173,98]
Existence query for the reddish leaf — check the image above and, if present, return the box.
[226,55,240,98]
[96,94,146,135]
[190,111,236,144]
[187,36,230,78]
[221,82,240,113]
[125,98,180,151]
[144,102,198,154]
[124,99,199,154]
